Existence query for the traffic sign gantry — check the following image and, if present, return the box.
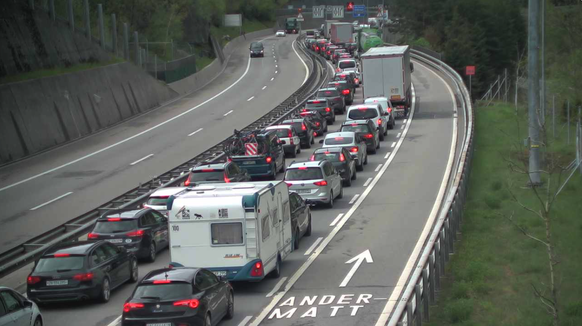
[353,4,365,18]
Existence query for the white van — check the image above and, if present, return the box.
[167,181,293,281]
[345,104,390,140]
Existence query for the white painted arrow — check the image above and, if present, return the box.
[339,249,373,287]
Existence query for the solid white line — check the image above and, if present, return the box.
[403,119,408,123]
[271,77,274,81]
[187,128,203,137]
[238,316,253,326]
[275,71,278,74]
[276,65,278,68]
[292,39,310,86]
[130,154,154,166]
[224,110,234,116]
[329,213,344,227]
[363,178,373,187]
[384,152,391,159]
[30,192,73,211]
[304,237,323,256]
[249,84,417,326]
[391,142,396,148]
[349,194,360,204]
[262,86,267,90]
[396,132,402,138]
[375,164,383,172]
[247,96,254,102]
[266,277,288,298]
[377,62,458,326]
[401,125,404,130]
[106,316,122,326]
[0,50,255,193]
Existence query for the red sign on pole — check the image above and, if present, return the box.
[465,66,476,76]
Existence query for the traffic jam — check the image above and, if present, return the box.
[11,22,413,326]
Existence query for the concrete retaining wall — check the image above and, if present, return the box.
[0,62,177,164]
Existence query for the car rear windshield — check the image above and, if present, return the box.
[349,109,378,120]
[272,129,291,138]
[190,170,224,182]
[134,283,193,301]
[93,220,138,233]
[333,75,348,81]
[339,61,356,69]
[211,223,243,245]
[317,90,339,97]
[250,43,263,50]
[313,152,341,162]
[35,256,84,272]
[324,136,354,145]
[306,102,326,108]
[341,125,370,133]
[146,197,169,206]
[285,168,324,180]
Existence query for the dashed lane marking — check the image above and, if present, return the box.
[187,128,203,137]
[130,154,154,166]
[30,192,73,211]
[349,194,360,205]
[329,213,344,227]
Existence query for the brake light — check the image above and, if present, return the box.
[126,229,144,237]
[334,137,344,140]
[377,119,382,126]
[201,169,215,172]
[355,78,359,83]
[266,156,272,163]
[174,299,200,309]
[340,153,346,161]
[313,131,318,136]
[316,46,319,50]
[364,133,374,139]
[351,147,359,153]
[285,182,293,187]
[387,107,392,113]
[27,276,41,285]
[325,107,331,112]
[316,122,321,126]
[54,253,70,257]
[224,174,231,183]
[302,124,307,131]
[107,218,121,222]
[288,130,293,138]
[310,155,315,161]
[250,261,264,277]
[73,272,94,282]
[184,175,191,186]
[314,180,328,186]
[298,167,308,170]
[327,51,331,54]
[342,89,350,95]
[88,233,99,239]
[123,302,144,313]
[312,100,321,104]
[153,280,172,284]
[351,123,358,126]
[301,108,307,112]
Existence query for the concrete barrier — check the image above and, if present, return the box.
[0,62,177,164]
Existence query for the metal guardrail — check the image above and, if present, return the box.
[383,48,475,325]
[0,37,331,278]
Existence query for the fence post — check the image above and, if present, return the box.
[83,0,91,39]
[504,68,508,102]
[67,0,74,31]
[568,100,571,144]
[154,55,157,80]
[98,4,105,48]
[134,31,140,64]
[145,38,149,62]
[49,0,55,20]
[123,23,129,60]
[171,39,174,61]
[111,14,117,54]
[552,95,555,139]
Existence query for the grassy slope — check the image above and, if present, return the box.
[211,20,274,47]
[426,104,582,326]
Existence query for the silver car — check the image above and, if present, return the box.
[0,286,43,326]
[284,160,343,208]
[320,132,368,171]
[143,187,187,216]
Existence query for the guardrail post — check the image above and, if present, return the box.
[134,31,140,64]
[442,228,449,263]
[447,219,454,254]
[406,302,413,326]
[434,244,442,290]
[422,268,430,320]
[123,23,129,60]
[98,4,105,48]
[83,0,90,39]
[415,284,422,325]
[67,0,74,30]
[111,14,117,54]
[49,0,55,20]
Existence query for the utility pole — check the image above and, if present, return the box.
[527,0,542,186]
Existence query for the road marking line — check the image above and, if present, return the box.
[401,125,404,129]
[266,277,288,298]
[238,316,253,326]
[262,86,267,90]
[275,60,277,63]
[403,119,408,123]
[276,65,278,68]
[275,70,278,74]
[304,237,323,256]
[187,128,203,137]
[30,191,74,211]
[349,194,360,204]
[271,77,274,81]
[292,39,310,85]
[224,110,234,116]
[391,142,396,148]
[378,61,458,326]
[329,213,344,227]
[384,152,391,159]
[0,46,256,193]
[106,316,122,326]
[130,154,154,165]
[249,83,417,326]
[375,164,383,172]
[363,178,373,187]
[247,97,254,102]
[396,132,402,138]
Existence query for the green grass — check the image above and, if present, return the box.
[0,58,124,85]
[212,20,274,47]
[426,103,582,326]
[195,56,215,72]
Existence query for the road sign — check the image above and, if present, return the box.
[353,4,365,18]
[465,66,476,75]
[297,13,304,22]
[329,5,344,18]
[313,5,325,19]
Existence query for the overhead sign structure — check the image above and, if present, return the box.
[329,5,345,19]
[353,4,366,18]
[224,14,242,27]
[339,249,373,287]
[313,5,325,19]
[297,13,304,21]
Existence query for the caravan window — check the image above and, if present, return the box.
[261,215,270,241]
[211,223,243,245]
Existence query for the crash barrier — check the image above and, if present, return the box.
[0,36,331,279]
[384,47,474,325]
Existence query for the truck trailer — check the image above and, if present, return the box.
[285,17,298,34]
[330,22,353,45]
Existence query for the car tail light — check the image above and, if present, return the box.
[387,107,392,113]
[288,130,294,145]
[339,153,346,161]
[302,124,307,131]
[397,105,405,109]
[107,218,121,222]
[184,174,191,186]
[88,233,99,239]
[316,122,321,127]
[312,100,321,104]
[314,180,328,186]
[342,89,350,95]
[224,174,231,183]
[350,147,359,153]
[123,302,144,313]
[325,107,331,112]
[316,46,319,50]
[327,51,331,54]
[313,131,318,136]
[377,119,382,126]
[153,280,172,284]
[310,155,315,161]
[364,133,374,139]
[298,167,308,170]
[27,276,41,285]
[266,156,272,163]
[250,261,264,277]
[53,253,70,257]
[201,169,215,172]
[301,108,307,112]
[355,78,359,83]
[174,299,200,309]
[73,272,94,282]
[284,182,292,187]
[126,229,144,237]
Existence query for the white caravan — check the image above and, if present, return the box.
[167,181,293,281]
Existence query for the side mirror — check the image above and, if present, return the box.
[280,140,287,145]
[162,217,168,223]
[23,300,33,308]
[319,139,324,144]
[218,275,228,282]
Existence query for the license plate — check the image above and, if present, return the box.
[297,189,311,194]
[213,271,227,277]
[243,161,256,165]
[146,324,172,326]
[106,239,123,243]
[46,280,68,286]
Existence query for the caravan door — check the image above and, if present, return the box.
[277,192,292,258]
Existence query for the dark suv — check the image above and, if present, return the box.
[328,80,354,105]
[340,120,380,154]
[310,147,357,186]
[316,88,346,114]
[184,162,250,186]
[300,111,328,136]
[88,209,169,262]
[333,72,358,90]
[302,99,335,124]
[249,42,264,57]
[282,118,316,148]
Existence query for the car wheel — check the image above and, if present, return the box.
[343,176,352,187]
[364,153,368,165]
[34,317,42,326]
[294,229,300,250]
[224,292,235,320]
[389,120,395,130]
[338,186,344,199]
[297,146,301,154]
[311,136,315,145]
[356,161,363,171]
[204,313,212,326]
[327,191,334,208]
[384,126,388,136]
[147,242,157,262]
[279,159,286,172]
[270,256,281,278]
[379,131,385,141]
[352,169,357,180]
[129,259,138,283]
[324,124,328,132]
[305,215,312,236]
[99,278,111,303]
[370,147,377,154]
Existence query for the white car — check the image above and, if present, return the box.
[346,104,390,140]
[364,97,396,129]
[143,187,187,216]
[276,30,286,37]
[264,125,301,158]
[0,286,43,326]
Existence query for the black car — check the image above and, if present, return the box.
[249,42,264,57]
[332,49,347,64]
[333,72,358,91]
[282,118,315,148]
[310,147,357,186]
[340,120,380,154]
[328,80,354,105]
[88,208,169,262]
[317,88,346,114]
[300,111,328,136]
[27,241,138,303]
[289,192,312,250]
[302,99,335,124]
[121,267,233,326]
[324,45,338,60]
[185,161,251,186]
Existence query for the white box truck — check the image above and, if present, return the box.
[330,22,353,45]
[361,46,412,117]
[166,181,293,281]
[324,20,338,38]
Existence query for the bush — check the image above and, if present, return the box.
[451,281,470,299]
[444,299,473,323]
